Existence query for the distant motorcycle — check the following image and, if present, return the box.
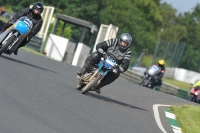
[0,16,33,55]
[139,65,161,89]
[188,86,200,103]
[76,50,123,94]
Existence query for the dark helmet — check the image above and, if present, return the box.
[32,2,44,15]
[119,33,132,51]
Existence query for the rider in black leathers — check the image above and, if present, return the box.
[1,2,44,55]
[77,33,132,94]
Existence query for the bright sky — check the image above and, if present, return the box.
[161,0,200,13]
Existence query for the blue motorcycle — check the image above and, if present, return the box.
[77,51,122,94]
[0,16,33,55]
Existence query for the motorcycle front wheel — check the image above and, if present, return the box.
[82,74,103,94]
[0,35,16,55]
[139,77,146,86]
[188,95,196,102]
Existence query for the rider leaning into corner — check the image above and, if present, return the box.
[192,80,200,88]
[77,33,132,94]
[1,2,44,55]
[145,59,166,87]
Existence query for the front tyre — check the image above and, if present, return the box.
[0,35,16,55]
[188,95,196,102]
[139,77,146,86]
[82,74,103,94]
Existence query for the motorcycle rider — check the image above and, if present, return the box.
[77,33,132,94]
[145,59,166,87]
[1,2,44,55]
[192,80,200,88]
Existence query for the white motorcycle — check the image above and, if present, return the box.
[139,65,161,89]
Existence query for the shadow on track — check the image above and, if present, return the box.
[86,92,148,111]
[0,55,59,74]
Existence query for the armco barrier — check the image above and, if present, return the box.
[120,69,189,99]
[177,89,189,99]
[120,69,142,83]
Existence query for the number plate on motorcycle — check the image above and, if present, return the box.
[105,58,116,66]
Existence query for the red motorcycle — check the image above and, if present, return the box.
[188,86,200,103]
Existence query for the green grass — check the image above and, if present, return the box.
[163,78,191,91]
[21,47,45,56]
[0,16,8,23]
[170,105,200,133]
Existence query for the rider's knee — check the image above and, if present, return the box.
[87,52,101,64]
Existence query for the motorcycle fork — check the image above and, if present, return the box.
[144,77,151,86]
[8,37,19,50]
[2,32,13,45]
[89,70,99,81]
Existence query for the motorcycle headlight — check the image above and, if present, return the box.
[195,92,198,95]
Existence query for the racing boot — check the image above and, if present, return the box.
[93,84,103,94]
[95,86,101,94]
[14,48,19,55]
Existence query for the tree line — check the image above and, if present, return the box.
[3,0,200,72]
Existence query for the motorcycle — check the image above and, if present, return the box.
[76,49,123,94]
[139,65,161,89]
[188,86,200,103]
[0,16,33,55]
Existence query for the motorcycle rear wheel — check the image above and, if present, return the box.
[0,35,16,55]
[82,74,102,94]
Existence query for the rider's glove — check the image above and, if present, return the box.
[98,48,107,58]
[97,48,104,54]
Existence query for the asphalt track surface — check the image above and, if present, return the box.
[0,50,195,133]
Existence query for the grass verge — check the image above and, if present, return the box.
[170,105,200,133]
[21,47,45,56]
[0,16,8,23]
[163,78,191,91]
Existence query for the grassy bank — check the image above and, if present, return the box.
[0,16,8,23]
[21,47,45,56]
[170,105,200,133]
[163,78,191,91]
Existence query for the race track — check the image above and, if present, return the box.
[0,50,194,133]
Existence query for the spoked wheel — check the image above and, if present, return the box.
[0,35,16,55]
[139,77,146,86]
[82,74,102,94]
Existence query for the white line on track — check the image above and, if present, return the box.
[153,104,172,133]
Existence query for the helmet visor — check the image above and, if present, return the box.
[121,41,128,47]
